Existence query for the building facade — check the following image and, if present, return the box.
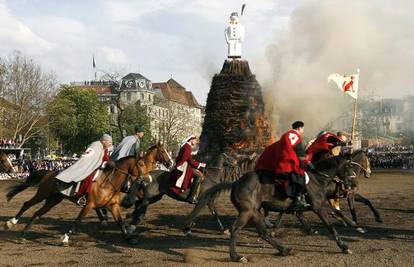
[71,73,204,149]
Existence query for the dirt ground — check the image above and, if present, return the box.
[0,170,413,267]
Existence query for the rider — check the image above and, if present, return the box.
[255,121,309,210]
[306,131,347,162]
[170,135,206,204]
[56,134,112,204]
[111,126,145,160]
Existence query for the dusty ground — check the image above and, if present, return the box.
[0,170,413,267]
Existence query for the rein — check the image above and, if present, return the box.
[350,161,368,174]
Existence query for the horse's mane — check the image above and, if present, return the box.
[313,156,345,172]
[352,149,365,157]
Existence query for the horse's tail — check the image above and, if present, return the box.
[187,182,233,223]
[6,169,49,202]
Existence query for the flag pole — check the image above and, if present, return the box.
[350,68,360,145]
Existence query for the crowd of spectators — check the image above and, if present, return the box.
[0,137,21,148]
[0,158,77,180]
[368,144,414,169]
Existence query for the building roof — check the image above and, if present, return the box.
[122,73,151,82]
[152,78,201,108]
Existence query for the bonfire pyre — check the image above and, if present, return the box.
[198,60,274,163]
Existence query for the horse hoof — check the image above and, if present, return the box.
[223,229,230,236]
[184,230,193,237]
[126,225,136,235]
[100,220,108,227]
[60,234,70,246]
[279,247,293,256]
[356,227,366,234]
[127,237,139,246]
[376,218,383,223]
[4,221,14,230]
[264,217,275,228]
[308,229,319,235]
[238,256,248,263]
[343,248,352,254]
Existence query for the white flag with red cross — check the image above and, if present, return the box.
[328,73,359,99]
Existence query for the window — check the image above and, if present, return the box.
[141,93,144,101]
[127,92,131,101]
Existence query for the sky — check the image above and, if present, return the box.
[0,0,295,104]
[1,0,413,135]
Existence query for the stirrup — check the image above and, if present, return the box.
[76,195,87,207]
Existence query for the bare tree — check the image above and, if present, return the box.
[0,52,57,147]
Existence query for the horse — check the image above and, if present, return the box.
[121,152,238,241]
[264,150,381,234]
[0,152,15,174]
[96,142,173,225]
[4,156,150,245]
[186,156,357,262]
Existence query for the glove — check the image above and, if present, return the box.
[199,162,207,168]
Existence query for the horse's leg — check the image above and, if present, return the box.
[5,189,47,230]
[127,195,162,235]
[230,211,251,263]
[108,203,127,236]
[354,193,383,223]
[252,211,292,256]
[61,203,94,246]
[314,205,351,254]
[346,194,356,221]
[207,200,226,234]
[95,208,109,226]
[21,194,64,237]
[296,212,318,235]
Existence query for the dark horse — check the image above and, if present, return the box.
[121,153,238,239]
[265,150,382,233]
[186,156,356,262]
[4,156,150,245]
[0,152,15,174]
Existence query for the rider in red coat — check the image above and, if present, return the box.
[255,121,308,210]
[170,135,206,203]
[306,131,347,162]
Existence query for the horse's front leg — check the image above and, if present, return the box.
[314,204,351,254]
[354,193,383,223]
[108,201,127,237]
[61,202,93,246]
[207,200,227,234]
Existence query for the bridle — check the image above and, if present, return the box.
[350,161,369,175]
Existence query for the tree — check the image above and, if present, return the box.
[47,86,109,154]
[117,100,152,151]
[0,52,57,147]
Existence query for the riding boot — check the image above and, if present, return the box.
[187,176,201,204]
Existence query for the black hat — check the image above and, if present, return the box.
[134,126,145,133]
[292,121,304,129]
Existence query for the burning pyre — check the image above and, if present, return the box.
[198,60,274,163]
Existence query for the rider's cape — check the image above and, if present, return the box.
[56,141,105,183]
[306,132,343,162]
[255,130,304,175]
[170,142,201,194]
[110,135,140,161]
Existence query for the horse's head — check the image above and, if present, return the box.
[0,153,15,174]
[351,150,371,178]
[155,142,173,169]
[313,155,357,190]
[117,156,152,185]
[144,143,173,170]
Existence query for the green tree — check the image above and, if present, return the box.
[117,101,152,151]
[48,86,109,154]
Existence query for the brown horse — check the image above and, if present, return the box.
[0,152,15,174]
[4,156,150,245]
[96,142,173,225]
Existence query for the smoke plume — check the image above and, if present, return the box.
[258,0,414,137]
